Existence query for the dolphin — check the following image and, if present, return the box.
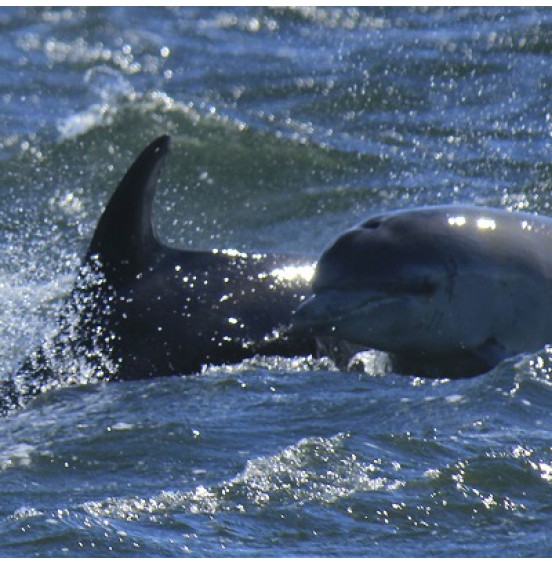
[293,205,552,377]
[3,135,317,413]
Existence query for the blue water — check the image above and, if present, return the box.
[2,6,552,557]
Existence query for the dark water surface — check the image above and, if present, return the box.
[2,6,552,557]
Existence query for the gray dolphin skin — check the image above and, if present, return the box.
[3,136,317,413]
[294,205,552,377]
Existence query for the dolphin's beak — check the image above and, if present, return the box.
[292,294,331,333]
[293,290,385,333]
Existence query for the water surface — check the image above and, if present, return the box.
[1,7,552,557]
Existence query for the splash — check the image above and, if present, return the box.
[1,256,119,415]
[83,433,400,522]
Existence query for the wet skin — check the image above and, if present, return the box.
[294,205,552,377]
[7,137,317,412]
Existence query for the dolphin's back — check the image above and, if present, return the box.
[6,137,316,414]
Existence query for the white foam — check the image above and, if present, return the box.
[0,443,38,471]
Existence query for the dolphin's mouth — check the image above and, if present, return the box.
[292,289,401,334]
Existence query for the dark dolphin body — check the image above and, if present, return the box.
[294,205,552,377]
[3,136,317,413]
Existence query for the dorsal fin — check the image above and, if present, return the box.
[86,135,171,279]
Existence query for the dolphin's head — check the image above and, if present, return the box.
[293,208,474,354]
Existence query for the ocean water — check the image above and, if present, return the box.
[2,6,552,557]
